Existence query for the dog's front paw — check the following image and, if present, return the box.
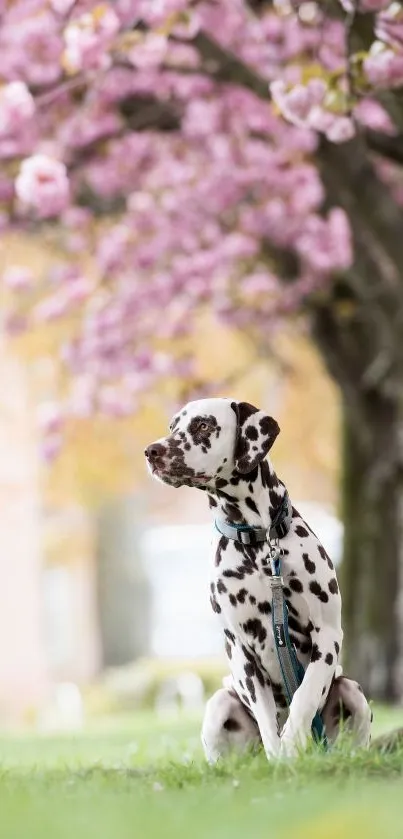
[279,736,299,759]
[280,725,308,759]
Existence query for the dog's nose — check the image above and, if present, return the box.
[145,443,166,461]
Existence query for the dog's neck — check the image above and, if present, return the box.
[207,459,286,530]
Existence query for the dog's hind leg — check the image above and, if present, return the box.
[201,687,261,764]
[322,676,372,748]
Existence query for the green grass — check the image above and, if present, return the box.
[1,706,403,839]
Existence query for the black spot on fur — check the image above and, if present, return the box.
[225,640,232,659]
[208,495,217,508]
[217,579,227,595]
[245,497,259,515]
[241,644,255,663]
[223,718,240,732]
[243,619,267,645]
[303,553,316,574]
[210,595,221,614]
[287,615,302,634]
[249,595,256,605]
[295,525,309,538]
[309,581,329,603]
[245,425,258,441]
[286,600,298,617]
[311,643,322,662]
[334,641,340,655]
[223,502,244,523]
[289,578,303,594]
[224,629,236,644]
[258,600,271,615]
[318,543,334,569]
[325,653,334,665]
[328,578,339,595]
[223,568,245,581]
[271,680,288,708]
[215,536,228,566]
[245,676,256,704]
[237,588,248,604]
[229,594,237,607]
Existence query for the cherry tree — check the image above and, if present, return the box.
[2,0,403,698]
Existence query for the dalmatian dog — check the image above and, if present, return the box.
[145,398,372,760]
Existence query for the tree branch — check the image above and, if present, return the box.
[365,129,403,165]
[190,32,270,99]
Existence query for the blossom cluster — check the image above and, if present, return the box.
[1,0,402,456]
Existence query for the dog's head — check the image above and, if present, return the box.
[145,397,279,488]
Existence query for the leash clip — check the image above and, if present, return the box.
[266,534,283,585]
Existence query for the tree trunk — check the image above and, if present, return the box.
[95,494,151,668]
[341,394,403,700]
[311,283,403,699]
[308,136,403,701]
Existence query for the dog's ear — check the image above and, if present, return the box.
[231,401,279,474]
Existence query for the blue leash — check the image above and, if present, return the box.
[270,547,328,748]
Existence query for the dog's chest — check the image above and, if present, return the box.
[210,539,312,674]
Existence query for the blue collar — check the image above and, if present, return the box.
[215,490,292,546]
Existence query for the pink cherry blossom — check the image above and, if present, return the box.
[364,47,403,88]
[0,82,35,137]
[37,402,64,435]
[241,273,279,296]
[50,0,76,14]
[63,5,120,73]
[98,385,134,417]
[354,99,396,134]
[3,313,29,336]
[128,34,168,69]
[40,433,63,463]
[142,0,189,26]
[1,11,63,86]
[0,0,400,443]
[15,155,70,217]
[325,116,355,144]
[3,266,34,291]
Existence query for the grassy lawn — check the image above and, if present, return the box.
[1,706,403,839]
